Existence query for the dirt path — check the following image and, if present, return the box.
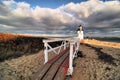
[66,44,120,80]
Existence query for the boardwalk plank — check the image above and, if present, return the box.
[53,68,65,80]
[31,47,70,80]
[43,52,69,80]
[54,55,69,80]
[30,63,51,80]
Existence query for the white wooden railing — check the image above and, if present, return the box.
[67,37,80,75]
[43,37,80,75]
[43,39,69,63]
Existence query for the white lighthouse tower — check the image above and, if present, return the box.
[77,25,84,39]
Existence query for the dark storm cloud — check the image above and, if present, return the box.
[0,0,81,34]
[0,4,11,16]
[0,0,120,36]
[82,10,120,28]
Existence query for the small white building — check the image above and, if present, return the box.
[77,25,84,39]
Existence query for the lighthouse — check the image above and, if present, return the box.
[77,25,84,40]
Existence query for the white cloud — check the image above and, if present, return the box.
[2,0,15,6]
[0,0,120,36]
[0,24,15,29]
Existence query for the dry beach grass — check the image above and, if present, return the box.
[84,39,120,49]
[0,33,62,80]
[0,33,120,80]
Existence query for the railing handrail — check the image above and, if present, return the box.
[43,37,80,75]
[43,39,67,43]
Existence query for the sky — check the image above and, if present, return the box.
[0,0,120,37]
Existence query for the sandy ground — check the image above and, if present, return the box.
[66,43,120,80]
[0,51,45,80]
[0,50,57,80]
[0,38,120,80]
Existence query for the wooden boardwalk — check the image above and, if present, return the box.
[31,47,70,80]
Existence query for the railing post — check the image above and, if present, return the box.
[76,38,79,50]
[64,41,66,50]
[74,38,79,57]
[44,42,48,64]
[68,41,73,75]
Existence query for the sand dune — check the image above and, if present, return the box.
[83,39,120,49]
